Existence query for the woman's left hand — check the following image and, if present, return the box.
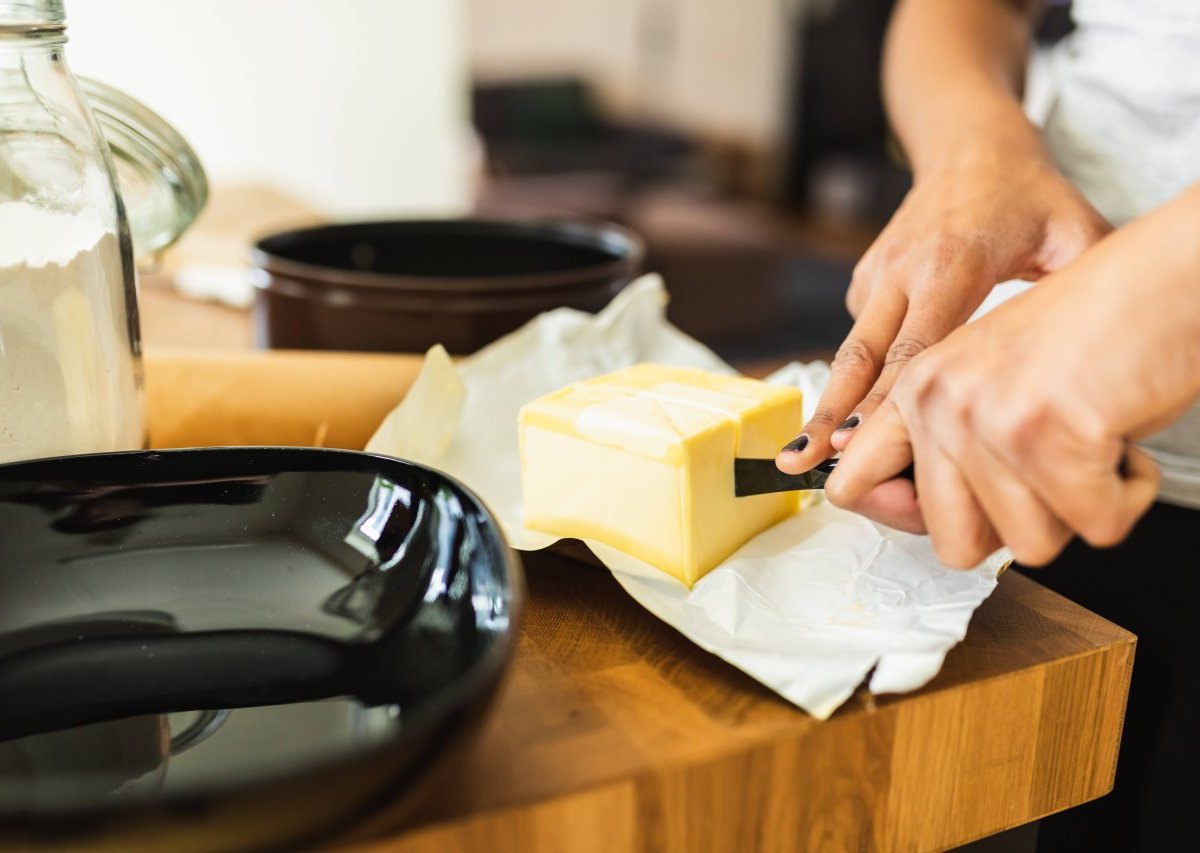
[825,185,1200,568]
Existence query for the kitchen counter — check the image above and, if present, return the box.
[145,350,1135,853]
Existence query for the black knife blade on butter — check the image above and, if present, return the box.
[734,458,915,497]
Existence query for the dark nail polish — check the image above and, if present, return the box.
[835,414,862,431]
[782,434,810,453]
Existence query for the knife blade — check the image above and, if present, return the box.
[734,457,914,497]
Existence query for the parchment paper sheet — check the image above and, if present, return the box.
[368,276,1009,718]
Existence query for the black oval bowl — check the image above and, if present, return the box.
[251,218,645,355]
[0,448,522,852]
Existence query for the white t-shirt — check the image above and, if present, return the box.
[984,0,1200,508]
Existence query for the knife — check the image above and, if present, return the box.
[734,457,915,498]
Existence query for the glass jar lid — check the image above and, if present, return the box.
[80,76,208,258]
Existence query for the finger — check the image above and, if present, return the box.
[1102,446,1160,547]
[854,259,991,424]
[988,420,1160,550]
[824,399,915,508]
[842,476,924,535]
[1063,445,1159,548]
[953,434,1072,566]
[828,379,1000,563]
[777,287,905,474]
[829,425,857,454]
[913,438,1002,570]
[846,263,871,318]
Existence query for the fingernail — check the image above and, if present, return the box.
[835,414,862,432]
[782,434,810,453]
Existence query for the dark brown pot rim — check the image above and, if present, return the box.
[252,217,645,295]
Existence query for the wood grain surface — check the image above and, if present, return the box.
[145,349,423,451]
[144,350,1136,853]
[330,552,1132,853]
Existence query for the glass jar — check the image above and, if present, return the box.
[0,0,206,465]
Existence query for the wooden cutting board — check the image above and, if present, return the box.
[144,350,1135,853]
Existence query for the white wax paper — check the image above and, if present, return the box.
[367,276,1009,719]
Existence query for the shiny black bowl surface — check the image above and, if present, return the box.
[0,448,522,852]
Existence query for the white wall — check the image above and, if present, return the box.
[65,0,471,217]
[468,0,797,154]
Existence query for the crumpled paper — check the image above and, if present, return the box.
[368,275,1009,719]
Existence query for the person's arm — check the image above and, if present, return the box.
[777,0,1109,474]
[885,0,1043,177]
[826,182,1200,568]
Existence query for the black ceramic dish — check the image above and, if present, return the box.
[251,218,644,354]
[0,448,522,852]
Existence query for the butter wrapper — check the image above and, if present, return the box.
[367,276,1009,719]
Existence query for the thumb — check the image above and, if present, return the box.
[825,400,914,509]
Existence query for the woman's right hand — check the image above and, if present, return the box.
[777,143,1112,474]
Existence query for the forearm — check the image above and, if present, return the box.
[1080,182,1200,433]
[884,0,1046,178]
[1089,182,1200,303]
[1145,181,1200,272]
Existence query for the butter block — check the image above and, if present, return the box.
[518,364,804,586]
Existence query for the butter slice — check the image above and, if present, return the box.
[519,364,804,586]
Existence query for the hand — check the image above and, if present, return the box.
[777,145,1110,474]
[823,185,1200,567]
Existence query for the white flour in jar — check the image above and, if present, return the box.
[0,201,143,464]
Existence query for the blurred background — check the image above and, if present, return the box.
[67,0,1072,368]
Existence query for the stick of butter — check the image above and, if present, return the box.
[519,364,804,587]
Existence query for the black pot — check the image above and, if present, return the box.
[252,218,645,354]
